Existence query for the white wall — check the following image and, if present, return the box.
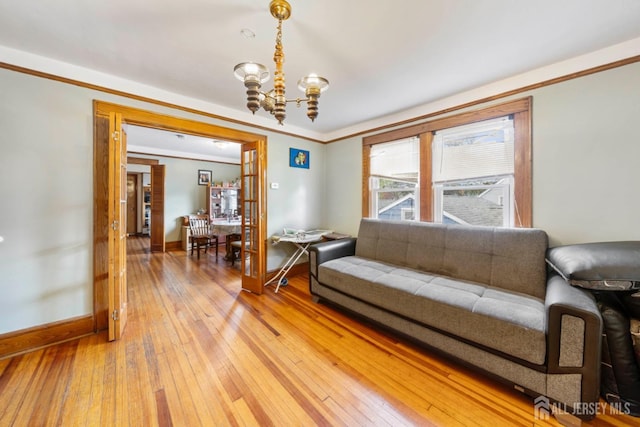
[0,67,323,334]
[266,135,326,269]
[0,70,94,333]
[324,61,640,246]
[531,62,640,245]
[324,136,362,237]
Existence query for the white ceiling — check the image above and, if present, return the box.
[1,0,640,147]
[126,125,241,163]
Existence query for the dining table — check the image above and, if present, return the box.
[211,218,243,259]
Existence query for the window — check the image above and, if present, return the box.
[363,97,532,228]
[432,116,515,227]
[369,137,419,221]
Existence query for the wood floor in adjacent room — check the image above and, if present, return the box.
[0,237,637,426]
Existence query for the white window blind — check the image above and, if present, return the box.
[432,116,514,183]
[370,136,419,181]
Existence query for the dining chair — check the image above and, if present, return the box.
[228,232,249,266]
[188,216,219,259]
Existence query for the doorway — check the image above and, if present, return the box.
[93,100,268,335]
[126,173,138,235]
[126,171,153,237]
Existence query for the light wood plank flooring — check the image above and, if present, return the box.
[0,237,637,426]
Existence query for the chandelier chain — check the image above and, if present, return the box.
[276,18,283,45]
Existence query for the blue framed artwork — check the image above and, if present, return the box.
[289,148,310,169]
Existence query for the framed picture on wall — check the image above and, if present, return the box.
[198,169,212,185]
[289,148,310,169]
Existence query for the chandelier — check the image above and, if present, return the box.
[233,0,329,125]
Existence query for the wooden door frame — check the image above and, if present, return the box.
[93,100,268,331]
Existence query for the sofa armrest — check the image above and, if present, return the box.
[308,237,357,279]
[545,274,602,404]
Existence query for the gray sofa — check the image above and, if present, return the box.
[309,219,603,419]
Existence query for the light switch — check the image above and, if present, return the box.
[270,182,279,189]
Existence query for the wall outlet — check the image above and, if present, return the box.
[270,182,279,189]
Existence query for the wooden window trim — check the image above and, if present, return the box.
[362,97,532,227]
[361,145,371,218]
[419,132,433,222]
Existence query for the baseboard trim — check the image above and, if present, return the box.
[0,315,95,359]
[165,240,182,251]
[266,262,308,283]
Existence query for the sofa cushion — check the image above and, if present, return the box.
[355,219,548,299]
[319,256,547,365]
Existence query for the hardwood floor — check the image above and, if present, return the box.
[0,236,637,426]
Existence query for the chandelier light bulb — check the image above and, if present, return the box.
[234,62,270,83]
[298,74,329,93]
